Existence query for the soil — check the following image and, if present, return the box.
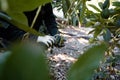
[47,26,120,80]
[47,26,93,80]
[0,26,119,80]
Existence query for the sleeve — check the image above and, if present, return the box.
[42,3,58,36]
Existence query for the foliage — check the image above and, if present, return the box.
[0,43,50,80]
[67,43,107,80]
[85,0,120,42]
[0,0,52,36]
[84,0,120,79]
[0,0,119,80]
[85,0,120,52]
[53,0,120,79]
[0,42,108,80]
[53,0,87,26]
[0,0,52,79]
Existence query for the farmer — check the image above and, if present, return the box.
[0,3,65,48]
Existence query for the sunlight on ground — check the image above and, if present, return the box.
[77,38,89,44]
[49,54,77,63]
[48,27,92,63]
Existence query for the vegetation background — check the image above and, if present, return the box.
[0,0,120,80]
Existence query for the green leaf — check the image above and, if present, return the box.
[113,2,120,7]
[0,0,8,11]
[65,0,71,10]
[62,0,71,17]
[68,43,107,80]
[1,0,52,12]
[116,28,120,35]
[10,18,44,36]
[0,12,43,36]
[0,52,11,78]
[0,0,52,35]
[88,4,101,12]
[0,0,1,10]
[5,0,51,25]
[8,12,28,26]
[85,21,95,27]
[88,29,95,34]
[80,0,86,23]
[98,2,103,10]
[62,0,68,17]
[1,43,50,80]
[103,28,111,42]
[0,0,52,21]
[94,28,102,38]
[102,0,110,9]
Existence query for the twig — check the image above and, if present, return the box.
[22,6,42,40]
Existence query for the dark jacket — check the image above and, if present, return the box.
[0,3,58,42]
[24,3,58,36]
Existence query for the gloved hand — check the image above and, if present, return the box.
[36,34,65,48]
[54,34,65,47]
[37,35,55,48]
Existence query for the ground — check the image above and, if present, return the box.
[0,26,119,80]
[47,26,93,80]
[47,26,120,80]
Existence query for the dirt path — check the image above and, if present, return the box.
[47,26,93,80]
[47,26,120,80]
[0,26,119,80]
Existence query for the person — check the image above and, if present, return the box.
[0,3,65,49]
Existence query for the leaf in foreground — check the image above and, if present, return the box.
[68,43,107,80]
[0,0,52,36]
[1,43,50,80]
[0,51,11,78]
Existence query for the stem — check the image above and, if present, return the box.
[22,6,42,40]
[30,6,41,28]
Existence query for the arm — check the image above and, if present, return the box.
[42,3,58,36]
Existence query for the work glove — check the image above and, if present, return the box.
[54,34,65,47]
[37,34,65,48]
[37,35,55,48]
